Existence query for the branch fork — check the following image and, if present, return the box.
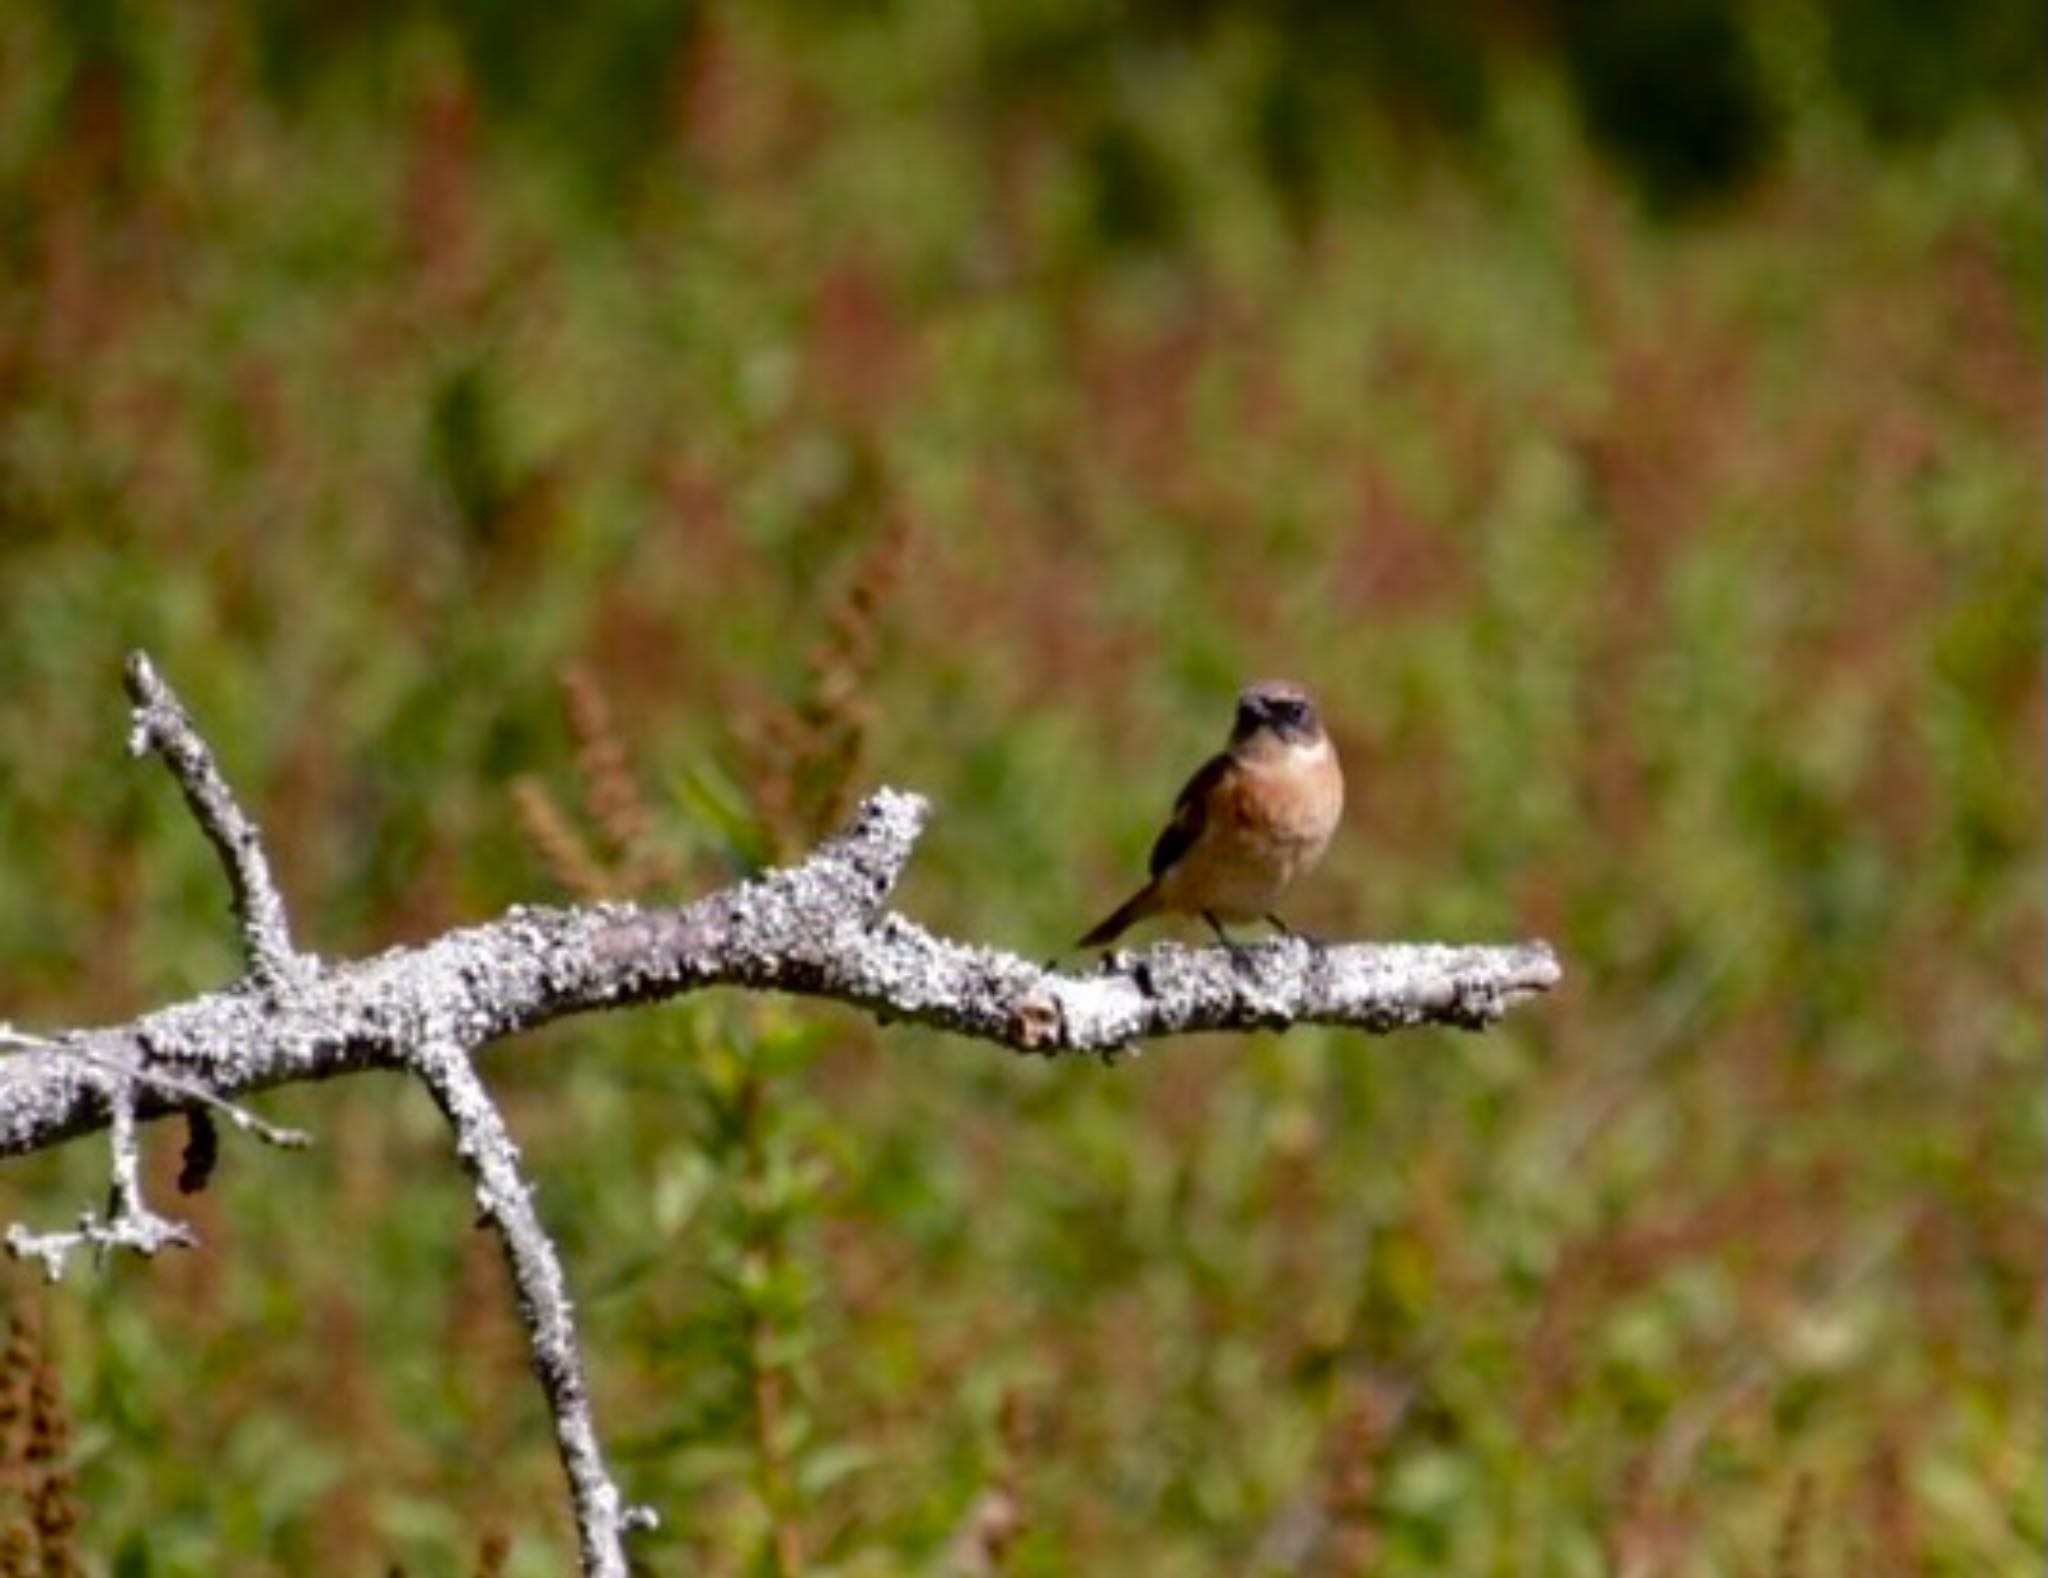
[4,1078,195,1280]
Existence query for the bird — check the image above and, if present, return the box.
[1078,680,1344,949]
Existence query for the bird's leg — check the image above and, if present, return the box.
[1264,911,1322,947]
[1203,911,1257,967]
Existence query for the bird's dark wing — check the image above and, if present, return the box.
[1148,751,1233,878]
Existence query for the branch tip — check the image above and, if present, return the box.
[119,653,303,988]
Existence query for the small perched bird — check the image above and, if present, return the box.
[1079,680,1344,949]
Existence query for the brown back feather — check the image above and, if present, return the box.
[1148,752,1232,878]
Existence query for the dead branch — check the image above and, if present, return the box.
[0,653,1561,1576]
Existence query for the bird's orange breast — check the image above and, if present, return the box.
[1155,740,1343,920]
[1226,742,1343,849]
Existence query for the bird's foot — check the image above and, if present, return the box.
[1204,913,1260,969]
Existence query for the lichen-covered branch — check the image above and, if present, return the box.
[0,788,1559,1160]
[122,652,303,991]
[0,1025,310,1153]
[0,652,1562,1576]
[413,1036,658,1575]
[8,653,659,1574]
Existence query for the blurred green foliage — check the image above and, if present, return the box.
[0,1,2039,1573]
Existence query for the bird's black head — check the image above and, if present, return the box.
[1232,680,1323,746]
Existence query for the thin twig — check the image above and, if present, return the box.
[5,1076,196,1281]
[122,652,304,991]
[0,1025,308,1151]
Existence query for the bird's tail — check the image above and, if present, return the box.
[1078,882,1159,949]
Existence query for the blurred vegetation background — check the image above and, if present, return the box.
[0,0,2039,1572]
